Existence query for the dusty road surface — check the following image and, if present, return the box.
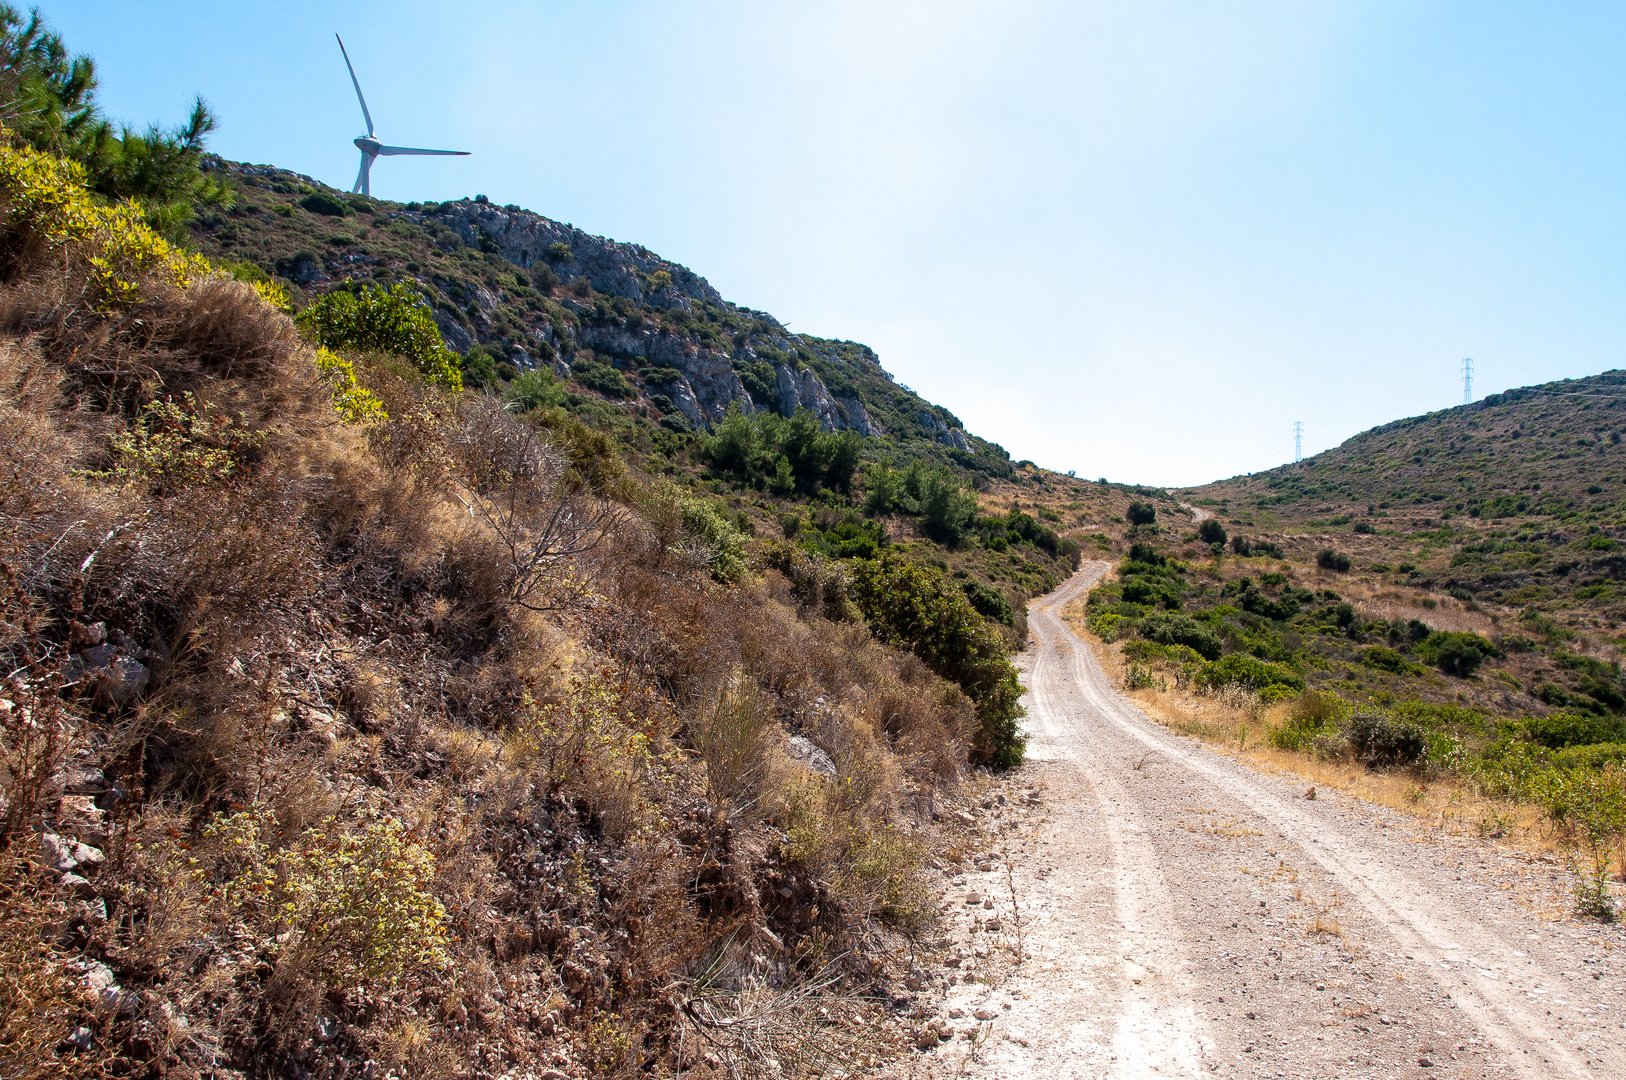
[918,563,1624,1079]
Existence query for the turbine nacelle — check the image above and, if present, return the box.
[335,34,468,197]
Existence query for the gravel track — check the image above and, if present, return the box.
[917,563,1624,1079]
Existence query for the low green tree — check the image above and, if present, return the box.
[848,553,1025,766]
[505,368,562,411]
[0,5,230,234]
[917,468,979,545]
[296,284,462,390]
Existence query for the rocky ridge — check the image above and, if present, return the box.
[198,163,996,455]
[414,198,889,434]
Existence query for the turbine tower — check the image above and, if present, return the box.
[336,35,468,197]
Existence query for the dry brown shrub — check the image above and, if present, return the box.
[149,277,298,382]
[100,806,213,980]
[677,956,867,1080]
[0,666,72,846]
[0,264,316,427]
[447,397,621,614]
[0,854,105,1079]
[688,673,776,820]
[338,659,403,732]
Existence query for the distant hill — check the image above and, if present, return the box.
[1189,370,1626,543]
[1178,371,1626,715]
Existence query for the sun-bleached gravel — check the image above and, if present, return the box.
[901,563,1625,1080]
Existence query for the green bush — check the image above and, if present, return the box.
[1127,542,1164,565]
[1553,742,1626,770]
[1415,631,1497,678]
[1121,577,1181,609]
[1138,611,1222,661]
[1269,690,1350,751]
[1236,582,1306,621]
[1521,713,1626,750]
[1126,500,1156,525]
[571,354,633,399]
[1315,548,1352,572]
[674,492,747,584]
[961,580,1014,626]
[1348,713,1426,767]
[1197,519,1227,545]
[505,368,563,412]
[296,283,462,390]
[1197,654,1305,695]
[299,191,353,217]
[1089,611,1126,641]
[849,552,1024,766]
[1360,645,1423,674]
[459,348,497,388]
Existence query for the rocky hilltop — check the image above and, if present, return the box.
[195,161,993,464]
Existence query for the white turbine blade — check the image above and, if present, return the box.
[376,145,470,157]
[335,34,374,136]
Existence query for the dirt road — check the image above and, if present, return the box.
[922,563,1624,1079]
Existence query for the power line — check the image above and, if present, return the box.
[1462,357,1474,405]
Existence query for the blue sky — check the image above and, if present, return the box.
[47,1,1626,486]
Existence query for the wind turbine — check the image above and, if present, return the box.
[335,34,468,197]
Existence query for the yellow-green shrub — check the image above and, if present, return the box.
[315,347,387,423]
[288,814,451,984]
[250,277,291,312]
[202,806,450,986]
[0,141,208,308]
[90,392,265,491]
[1088,610,1125,642]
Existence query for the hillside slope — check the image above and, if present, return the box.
[186,158,1198,645]
[191,159,1006,472]
[1116,370,1626,730]
[1185,371,1626,625]
[0,135,1083,1075]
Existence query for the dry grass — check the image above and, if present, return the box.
[0,195,967,1076]
[1063,595,1564,860]
[0,854,109,1079]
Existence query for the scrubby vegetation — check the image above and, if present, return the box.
[1157,365,1626,916]
[1085,520,1626,919]
[0,18,1057,1073]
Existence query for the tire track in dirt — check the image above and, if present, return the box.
[920,563,1623,1079]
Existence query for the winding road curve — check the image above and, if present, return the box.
[948,563,1623,1079]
